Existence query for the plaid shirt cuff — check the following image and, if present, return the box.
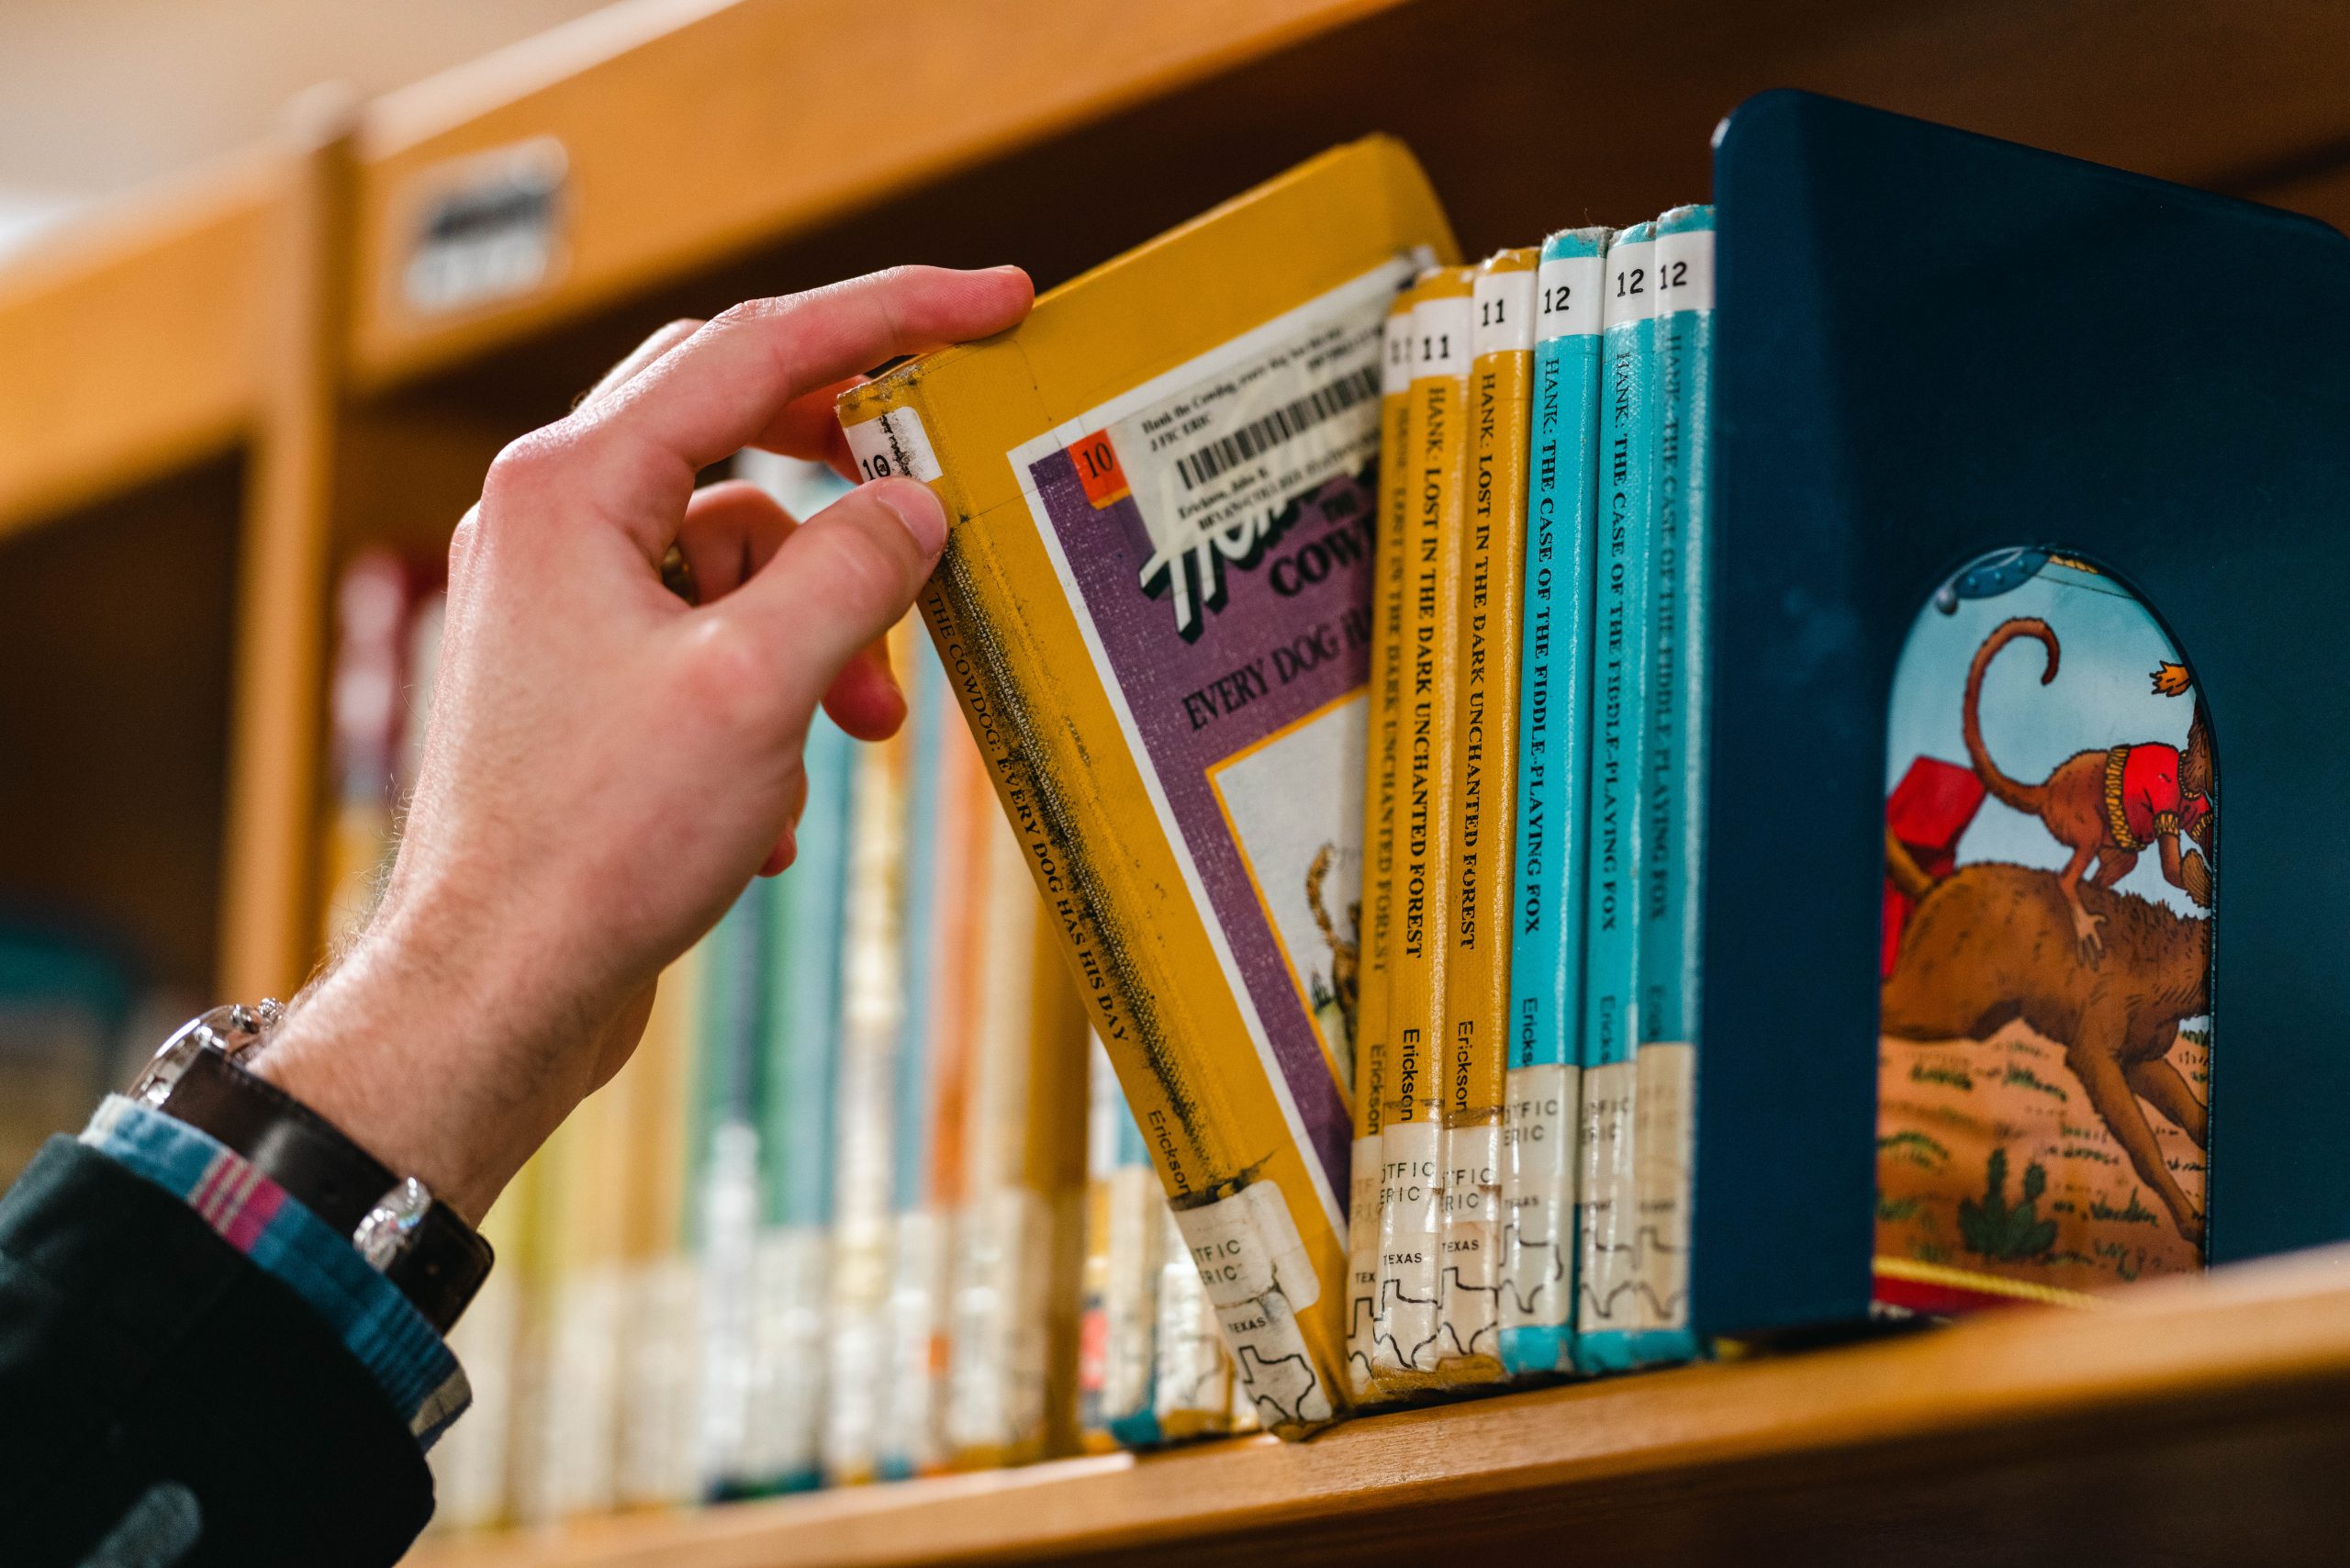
[80,1094,471,1450]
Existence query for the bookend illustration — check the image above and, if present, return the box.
[1875,555,2212,1311]
[1693,90,2350,1343]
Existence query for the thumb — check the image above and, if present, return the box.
[710,476,946,724]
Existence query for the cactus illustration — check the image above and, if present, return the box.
[1958,1148,2058,1261]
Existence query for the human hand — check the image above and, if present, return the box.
[253,265,1034,1221]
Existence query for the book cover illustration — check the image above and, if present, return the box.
[1877,552,2214,1312]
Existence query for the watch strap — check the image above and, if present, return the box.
[157,1047,492,1332]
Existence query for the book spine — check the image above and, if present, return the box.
[823,705,914,1484]
[1630,205,1715,1363]
[840,373,1348,1439]
[1348,282,1422,1402]
[1103,1104,1167,1447]
[1078,1035,1123,1451]
[1576,222,1660,1372]
[1436,248,1539,1384]
[693,887,767,1500]
[878,639,964,1481]
[947,817,1070,1467]
[616,945,705,1507]
[1151,1204,1236,1440]
[428,1157,537,1529]
[752,712,852,1493]
[1372,265,1474,1387]
[1501,228,1609,1377]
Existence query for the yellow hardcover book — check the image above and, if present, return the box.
[839,137,1456,1437]
[1345,280,1423,1404]
[1371,263,1474,1388]
[1435,248,1539,1384]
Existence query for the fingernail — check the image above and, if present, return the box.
[879,484,948,555]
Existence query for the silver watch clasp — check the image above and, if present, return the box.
[131,999,285,1106]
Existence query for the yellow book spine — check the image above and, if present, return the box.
[1371,265,1475,1386]
[616,946,705,1509]
[1346,281,1423,1404]
[1435,248,1539,1383]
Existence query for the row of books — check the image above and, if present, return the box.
[1343,209,1718,1398]
[401,457,1268,1533]
[835,129,2228,1435]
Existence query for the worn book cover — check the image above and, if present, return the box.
[839,137,1457,1434]
[1434,246,1538,1383]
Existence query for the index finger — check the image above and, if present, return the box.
[576,265,1032,510]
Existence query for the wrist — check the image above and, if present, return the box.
[251,912,554,1225]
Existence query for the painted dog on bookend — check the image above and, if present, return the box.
[1963,618,2214,962]
[1881,841,2210,1248]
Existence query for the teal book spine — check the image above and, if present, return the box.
[1627,205,1715,1365]
[1104,1096,1164,1448]
[1499,227,1609,1378]
[752,710,855,1493]
[890,642,947,1218]
[692,886,768,1500]
[1575,222,1658,1373]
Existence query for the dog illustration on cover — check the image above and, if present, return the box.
[1876,554,2214,1312]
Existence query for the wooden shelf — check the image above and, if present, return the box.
[408,1249,2350,1567]
[0,151,275,538]
[343,0,1402,393]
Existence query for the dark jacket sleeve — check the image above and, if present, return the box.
[0,1137,434,1567]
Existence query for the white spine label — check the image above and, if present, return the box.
[1382,307,1416,398]
[1174,1183,1334,1430]
[1602,238,1659,330]
[1535,254,1606,341]
[844,406,943,485]
[1633,1042,1697,1331]
[1472,267,1538,359]
[1438,1119,1503,1364]
[1373,1116,1442,1373]
[1578,1058,1639,1330]
[1656,227,1716,316]
[1501,1061,1578,1332]
[1411,294,1472,380]
[1346,1132,1382,1396]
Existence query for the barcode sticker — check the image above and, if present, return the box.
[1102,274,1393,635]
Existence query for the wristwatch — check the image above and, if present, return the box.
[130,1001,494,1334]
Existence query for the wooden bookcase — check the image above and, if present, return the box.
[4,0,2349,1561]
